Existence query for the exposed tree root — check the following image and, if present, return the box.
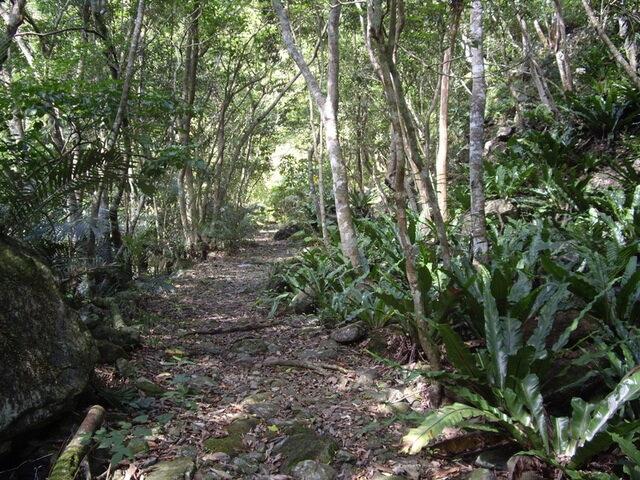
[181,319,281,336]
[263,357,352,375]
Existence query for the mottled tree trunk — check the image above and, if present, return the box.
[435,0,463,221]
[273,0,362,268]
[469,0,489,265]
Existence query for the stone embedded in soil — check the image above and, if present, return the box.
[145,457,196,480]
[203,417,260,457]
[466,469,498,480]
[330,322,368,344]
[230,338,269,355]
[272,427,339,474]
[244,401,280,419]
[291,459,337,480]
[135,377,168,397]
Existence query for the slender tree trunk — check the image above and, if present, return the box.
[273,0,362,268]
[364,0,451,270]
[512,5,556,111]
[618,15,637,72]
[435,0,463,221]
[533,0,573,92]
[177,1,201,247]
[581,0,640,89]
[469,0,489,265]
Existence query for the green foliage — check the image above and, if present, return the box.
[206,205,263,253]
[92,415,155,467]
[403,212,640,475]
[564,82,640,140]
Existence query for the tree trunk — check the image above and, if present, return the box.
[273,0,362,268]
[512,2,556,112]
[435,0,463,221]
[469,0,489,265]
[581,0,640,89]
[0,0,26,70]
[533,0,573,92]
[177,1,201,248]
[364,0,451,270]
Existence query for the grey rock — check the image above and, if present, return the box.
[145,457,196,480]
[291,460,337,480]
[330,322,367,344]
[496,125,515,140]
[136,377,168,397]
[334,449,357,464]
[273,427,339,474]
[291,288,317,314]
[96,338,129,363]
[520,473,545,480]
[245,402,280,419]
[0,237,97,443]
[231,338,268,356]
[116,358,137,378]
[476,446,516,470]
[232,455,259,475]
[466,469,497,480]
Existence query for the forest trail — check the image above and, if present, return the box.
[123,230,480,480]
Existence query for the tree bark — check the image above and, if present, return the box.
[511,2,556,112]
[0,0,26,70]
[435,0,463,221]
[273,0,362,269]
[469,0,489,265]
[177,1,201,248]
[364,0,452,270]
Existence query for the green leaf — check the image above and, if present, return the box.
[584,369,640,442]
[518,374,549,453]
[483,287,507,389]
[612,433,640,465]
[552,416,570,455]
[438,323,482,379]
[402,404,488,454]
[505,346,535,390]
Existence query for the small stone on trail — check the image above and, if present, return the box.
[291,460,337,480]
[330,322,367,344]
[145,457,196,480]
[244,401,280,419]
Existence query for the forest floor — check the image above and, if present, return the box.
[97,229,508,480]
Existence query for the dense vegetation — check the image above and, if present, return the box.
[1,0,639,477]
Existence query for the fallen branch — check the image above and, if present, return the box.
[263,357,352,375]
[181,319,281,337]
[49,405,106,480]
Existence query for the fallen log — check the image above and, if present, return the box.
[49,405,106,480]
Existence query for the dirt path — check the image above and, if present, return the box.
[122,231,473,480]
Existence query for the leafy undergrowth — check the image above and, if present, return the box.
[92,231,511,480]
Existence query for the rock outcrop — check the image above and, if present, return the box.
[0,236,97,446]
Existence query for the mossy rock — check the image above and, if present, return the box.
[203,417,260,457]
[0,235,97,442]
[273,427,339,474]
[145,457,196,480]
[135,377,167,397]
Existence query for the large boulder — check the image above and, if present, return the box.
[0,236,97,445]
